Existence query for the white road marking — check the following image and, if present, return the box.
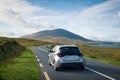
[37,59,40,62]
[43,72,50,80]
[39,63,43,68]
[86,67,116,80]
[36,56,38,58]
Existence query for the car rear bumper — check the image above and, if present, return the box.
[56,60,85,68]
[55,57,85,68]
[60,62,84,67]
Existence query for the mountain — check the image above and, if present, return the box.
[22,29,92,42]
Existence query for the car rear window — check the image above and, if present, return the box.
[59,47,81,56]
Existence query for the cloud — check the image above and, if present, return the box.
[66,0,120,41]
[0,0,54,36]
[0,29,17,37]
[0,0,120,42]
[79,0,120,17]
[118,11,120,17]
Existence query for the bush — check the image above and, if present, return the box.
[0,37,25,63]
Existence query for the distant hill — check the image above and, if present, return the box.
[22,29,92,42]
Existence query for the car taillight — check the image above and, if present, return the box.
[78,53,83,56]
[81,53,83,56]
[59,64,63,68]
[57,53,61,57]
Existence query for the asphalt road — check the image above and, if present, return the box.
[32,46,120,80]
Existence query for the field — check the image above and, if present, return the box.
[0,37,52,80]
[0,47,40,80]
[78,45,120,66]
[0,37,120,80]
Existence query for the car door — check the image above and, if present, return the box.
[50,47,57,64]
[49,51,54,63]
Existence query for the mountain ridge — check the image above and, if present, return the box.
[22,28,92,42]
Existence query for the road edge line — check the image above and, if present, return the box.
[43,72,50,80]
[86,67,116,80]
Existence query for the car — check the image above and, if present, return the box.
[48,45,85,71]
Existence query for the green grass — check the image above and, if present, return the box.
[0,47,40,80]
[78,45,120,66]
[98,59,120,66]
[0,37,53,80]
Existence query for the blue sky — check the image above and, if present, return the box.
[0,0,120,42]
[27,0,107,13]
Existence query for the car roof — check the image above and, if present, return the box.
[56,45,77,48]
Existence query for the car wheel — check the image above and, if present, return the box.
[53,63,60,71]
[80,65,85,70]
[54,66,60,71]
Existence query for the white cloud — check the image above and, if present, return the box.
[66,0,120,42]
[0,0,53,36]
[0,0,120,42]
[0,29,17,37]
[118,11,120,17]
[79,0,120,17]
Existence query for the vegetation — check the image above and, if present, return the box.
[14,38,51,46]
[0,37,25,63]
[0,36,120,80]
[0,47,40,80]
[0,37,52,80]
[78,45,120,66]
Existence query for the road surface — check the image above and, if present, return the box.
[32,46,120,80]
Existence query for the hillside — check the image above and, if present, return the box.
[36,36,93,45]
[22,29,92,42]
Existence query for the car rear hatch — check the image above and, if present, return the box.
[62,55,80,61]
[59,47,81,61]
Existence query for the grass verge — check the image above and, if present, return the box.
[86,57,120,66]
[78,45,120,66]
[0,47,40,80]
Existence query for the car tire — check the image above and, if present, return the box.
[80,65,85,70]
[54,66,60,71]
[53,63,61,71]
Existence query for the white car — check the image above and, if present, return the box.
[48,45,85,71]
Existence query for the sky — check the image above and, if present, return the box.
[0,0,120,42]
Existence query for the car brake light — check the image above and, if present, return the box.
[57,53,61,57]
[59,64,63,68]
[80,53,83,56]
